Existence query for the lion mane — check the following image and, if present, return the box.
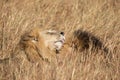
[19,27,57,63]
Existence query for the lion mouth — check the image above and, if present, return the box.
[54,36,65,50]
[54,41,63,50]
[55,39,65,43]
[55,35,65,43]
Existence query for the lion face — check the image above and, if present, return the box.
[39,30,65,51]
[20,28,65,62]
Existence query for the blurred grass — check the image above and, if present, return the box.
[0,0,120,80]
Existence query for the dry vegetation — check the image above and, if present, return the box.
[0,0,120,80]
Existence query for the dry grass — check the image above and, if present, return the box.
[0,0,120,80]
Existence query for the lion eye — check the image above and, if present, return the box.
[60,32,64,35]
[34,38,38,41]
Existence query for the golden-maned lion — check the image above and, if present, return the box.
[20,27,65,63]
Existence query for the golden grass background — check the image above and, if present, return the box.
[0,0,120,80]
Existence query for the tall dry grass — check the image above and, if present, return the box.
[0,0,120,80]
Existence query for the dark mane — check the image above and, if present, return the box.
[73,29,108,53]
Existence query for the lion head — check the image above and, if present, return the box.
[20,27,65,63]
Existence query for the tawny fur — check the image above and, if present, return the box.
[19,28,109,63]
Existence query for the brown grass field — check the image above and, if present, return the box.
[0,0,120,80]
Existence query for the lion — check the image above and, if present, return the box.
[64,29,110,59]
[0,27,65,63]
[19,27,65,63]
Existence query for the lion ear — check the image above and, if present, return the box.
[22,34,34,41]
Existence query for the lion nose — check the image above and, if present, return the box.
[60,32,64,35]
